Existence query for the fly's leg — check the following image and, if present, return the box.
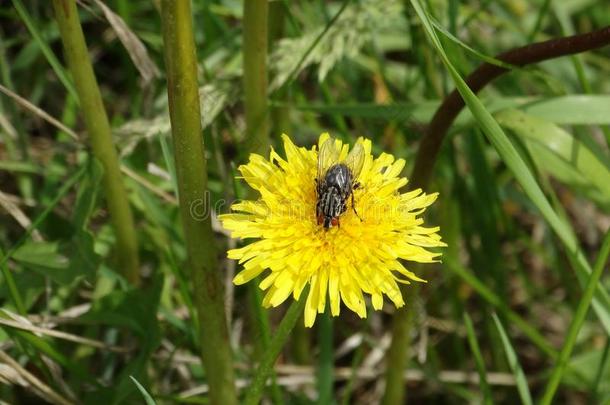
[351,189,363,222]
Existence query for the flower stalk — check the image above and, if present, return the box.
[52,0,139,285]
[243,0,269,155]
[244,286,309,405]
[160,1,236,404]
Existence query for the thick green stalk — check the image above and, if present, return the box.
[540,229,610,405]
[160,2,236,404]
[243,0,269,155]
[52,0,139,285]
[269,1,291,136]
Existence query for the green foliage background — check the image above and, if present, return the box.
[0,0,609,403]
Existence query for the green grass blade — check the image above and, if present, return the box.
[12,0,78,100]
[492,313,533,405]
[590,339,610,402]
[0,164,86,270]
[540,229,610,405]
[158,132,178,197]
[409,0,610,336]
[444,259,557,359]
[130,376,157,405]
[292,95,610,125]
[463,312,493,405]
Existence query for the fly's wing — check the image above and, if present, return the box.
[343,142,365,181]
[317,137,340,183]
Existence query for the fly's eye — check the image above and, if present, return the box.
[317,214,324,225]
[331,218,339,227]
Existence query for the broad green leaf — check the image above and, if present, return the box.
[520,96,610,125]
[12,238,98,286]
[562,349,610,392]
[11,242,65,270]
[292,95,610,126]
[497,109,610,209]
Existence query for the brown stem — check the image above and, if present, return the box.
[410,25,610,191]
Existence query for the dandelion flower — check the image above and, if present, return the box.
[220,134,445,327]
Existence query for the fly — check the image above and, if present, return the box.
[315,137,365,229]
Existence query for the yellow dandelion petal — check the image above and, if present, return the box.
[220,134,445,327]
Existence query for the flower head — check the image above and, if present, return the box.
[221,134,445,327]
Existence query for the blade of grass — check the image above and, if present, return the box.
[409,0,610,335]
[273,0,351,93]
[463,312,494,405]
[12,0,78,101]
[492,313,533,405]
[0,30,33,200]
[0,248,26,315]
[291,95,610,125]
[540,229,610,405]
[244,286,309,405]
[444,258,557,359]
[528,0,553,41]
[589,338,610,403]
[160,1,237,404]
[52,0,140,285]
[0,164,86,272]
[130,376,157,405]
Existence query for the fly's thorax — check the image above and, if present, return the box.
[324,164,353,196]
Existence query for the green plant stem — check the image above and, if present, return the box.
[160,2,237,405]
[242,3,284,402]
[291,314,311,364]
[52,0,140,285]
[243,0,269,155]
[245,287,309,405]
[317,309,334,404]
[540,229,610,405]
[250,281,284,404]
[269,0,291,135]
[382,284,418,405]
[383,24,610,405]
